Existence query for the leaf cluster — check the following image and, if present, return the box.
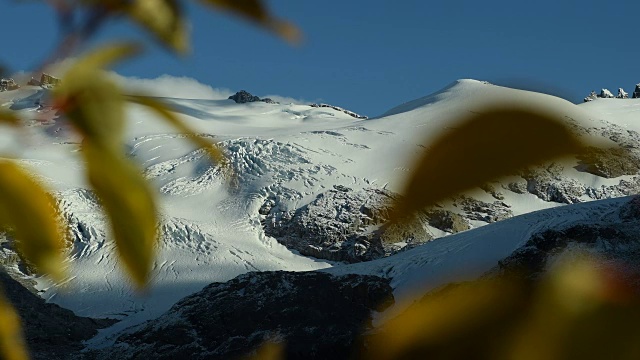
[0,2,633,360]
[362,257,640,360]
[0,1,293,359]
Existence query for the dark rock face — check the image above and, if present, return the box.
[262,186,432,262]
[0,269,117,360]
[633,84,640,99]
[228,90,277,104]
[497,197,640,278]
[90,271,394,360]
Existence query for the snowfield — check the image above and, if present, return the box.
[1,78,640,346]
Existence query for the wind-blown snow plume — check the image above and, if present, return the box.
[109,74,233,100]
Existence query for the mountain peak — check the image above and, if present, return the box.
[380,79,491,117]
[228,90,278,104]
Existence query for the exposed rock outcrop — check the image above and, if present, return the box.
[228,90,277,104]
[454,196,513,223]
[521,164,585,204]
[0,78,19,91]
[262,186,432,262]
[89,271,394,360]
[0,269,116,360]
[585,85,639,101]
[425,209,470,233]
[617,88,629,99]
[497,196,640,279]
[583,91,598,102]
[600,88,614,98]
[480,183,505,200]
[577,146,640,178]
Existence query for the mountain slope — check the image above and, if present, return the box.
[1,78,640,348]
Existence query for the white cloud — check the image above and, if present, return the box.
[109,73,233,100]
[12,63,312,105]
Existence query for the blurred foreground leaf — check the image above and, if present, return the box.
[391,107,585,222]
[0,161,66,281]
[199,0,301,43]
[365,279,526,360]
[83,143,158,288]
[123,0,189,53]
[127,95,227,166]
[364,257,640,360]
[510,260,640,360]
[55,43,158,288]
[0,289,28,360]
[0,110,21,126]
[63,41,141,72]
[244,341,284,360]
[54,43,139,149]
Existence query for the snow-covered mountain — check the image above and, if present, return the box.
[2,78,640,354]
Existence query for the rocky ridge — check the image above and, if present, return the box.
[86,196,640,360]
[583,82,639,101]
[0,267,116,360]
[261,185,468,263]
[87,271,393,360]
[496,196,640,280]
[309,103,368,119]
[228,90,278,104]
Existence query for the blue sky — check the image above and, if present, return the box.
[2,1,639,116]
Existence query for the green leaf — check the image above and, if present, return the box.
[127,95,227,166]
[199,0,302,43]
[0,290,29,360]
[82,142,158,288]
[390,107,585,222]
[0,160,67,281]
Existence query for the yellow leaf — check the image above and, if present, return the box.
[65,42,141,73]
[127,95,227,167]
[124,0,190,54]
[0,290,29,360]
[0,110,20,126]
[0,160,67,281]
[390,107,585,222]
[82,142,158,288]
[366,279,524,360]
[55,75,125,148]
[510,257,640,360]
[54,44,138,149]
[244,341,284,360]
[199,0,302,44]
